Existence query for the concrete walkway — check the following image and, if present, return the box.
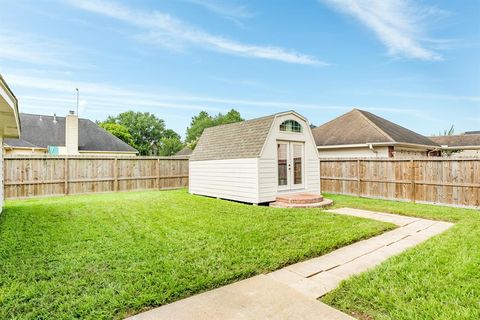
[127,208,453,320]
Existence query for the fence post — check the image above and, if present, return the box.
[410,159,416,203]
[319,160,322,193]
[64,157,69,195]
[113,157,118,192]
[157,158,161,189]
[357,159,361,196]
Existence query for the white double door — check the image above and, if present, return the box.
[277,141,304,191]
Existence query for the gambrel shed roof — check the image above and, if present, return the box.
[191,114,275,161]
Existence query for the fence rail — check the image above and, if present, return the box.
[4,156,480,208]
[3,156,189,199]
[320,158,480,208]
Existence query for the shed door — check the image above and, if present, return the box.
[277,142,304,191]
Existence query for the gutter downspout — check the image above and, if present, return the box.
[368,143,378,156]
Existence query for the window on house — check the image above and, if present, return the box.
[280,120,302,133]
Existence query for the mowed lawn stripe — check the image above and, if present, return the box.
[0,189,391,319]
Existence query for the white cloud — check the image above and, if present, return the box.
[6,73,429,121]
[0,31,77,67]
[184,0,254,19]
[321,0,447,61]
[67,0,325,65]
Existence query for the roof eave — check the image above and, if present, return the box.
[0,74,21,138]
[317,142,439,150]
[440,146,480,150]
[78,150,138,154]
[3,145,47,150]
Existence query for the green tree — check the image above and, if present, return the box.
[217,109,242,125]
[158,137,184,156]
[101,111,177,156]
[439,125,455,136]
[98,123,135,146]
[186,109,243,148]
[434,125,459,157]
[185,111,214,146]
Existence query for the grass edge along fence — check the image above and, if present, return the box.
[320,158,480,208]
[3,155,189,199]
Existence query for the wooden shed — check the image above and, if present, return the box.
[189,111,320,204]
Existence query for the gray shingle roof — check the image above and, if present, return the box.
[4,113,138,153]
[190,114,275,161]
[175,146,192,156]
[312,109,438,148]
[429,134,480,147]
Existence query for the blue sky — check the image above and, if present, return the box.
[0,0,479,137]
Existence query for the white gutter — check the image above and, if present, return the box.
[317,142,439,150]
[439,145,480,150]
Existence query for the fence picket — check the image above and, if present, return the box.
[3,156,189,199]
[320,158,479,208]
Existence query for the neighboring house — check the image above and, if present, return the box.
[189,111,320,204]
[312,109,439,158]
[3,112,138,156]
[0,75,21,212]
[174,146,192,157]
[429,134,480,158]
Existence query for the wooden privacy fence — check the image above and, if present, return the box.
[320,158,480,208]
[4,156,189,199]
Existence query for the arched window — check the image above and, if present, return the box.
[280,120,302,133]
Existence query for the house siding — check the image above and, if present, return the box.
[318,146,390,158]
[392,147,428,158]
[189,158,259,203]
[4,148,46,156]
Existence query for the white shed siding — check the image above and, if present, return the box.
[189,158,259,203]
[258,113,320,202]
[258,158,277,202]
[306,158,320,193]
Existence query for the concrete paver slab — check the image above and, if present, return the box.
[327,208,419,226]
[127,275,354,320]
[287,240,385,277]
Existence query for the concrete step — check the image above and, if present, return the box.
[275,193,324,204]
[270,198,333,208]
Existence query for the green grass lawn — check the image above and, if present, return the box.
[322,193,480,320]
[0,190,392,319]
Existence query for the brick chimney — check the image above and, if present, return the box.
[65,110,79,154]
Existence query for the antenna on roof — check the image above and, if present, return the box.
[75,88,79,116]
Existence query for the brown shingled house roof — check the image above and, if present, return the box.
[312,109,439,148]
[429,134,480,148]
